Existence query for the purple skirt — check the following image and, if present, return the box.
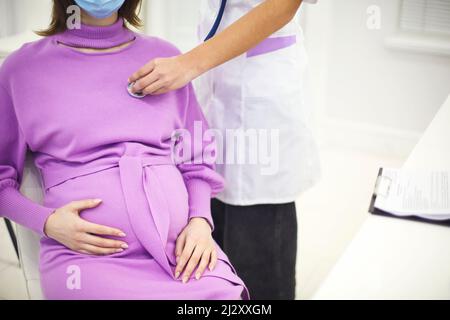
[39,154,248,300]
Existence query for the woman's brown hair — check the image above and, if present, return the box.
[36,0,143,36]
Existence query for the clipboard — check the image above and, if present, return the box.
[368,168,450,227]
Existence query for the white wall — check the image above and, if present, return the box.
[2,0,52,36]
[303,0,450,156]
[145,0,202,52]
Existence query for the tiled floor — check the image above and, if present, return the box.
[0,141,406,300]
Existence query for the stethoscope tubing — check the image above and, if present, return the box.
[204,0,227,42]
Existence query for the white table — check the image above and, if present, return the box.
[313,95,450,300]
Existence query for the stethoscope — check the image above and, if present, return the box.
[127,0,227,98]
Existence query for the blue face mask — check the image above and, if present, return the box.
[74,0,126,19]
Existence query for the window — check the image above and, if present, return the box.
[400,0,450,35]
[385,0,450,56]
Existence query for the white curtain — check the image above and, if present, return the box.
[0,0,16,38]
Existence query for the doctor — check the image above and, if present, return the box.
[129,0,320,300]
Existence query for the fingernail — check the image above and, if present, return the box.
[115,248,124,253]
[94,198,102,203]
[182,276,188,284]
[195,273,201,280]
[121,243,129,249]
[209,265,213,271]
[118,232,126,237]
[175,271,180,279]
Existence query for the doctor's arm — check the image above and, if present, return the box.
[129,0,303,95]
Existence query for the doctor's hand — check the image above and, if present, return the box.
[128,54,200,96]
[43,199,128,255]
[174,217,218,283]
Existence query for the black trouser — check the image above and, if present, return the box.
[211,199,297,300]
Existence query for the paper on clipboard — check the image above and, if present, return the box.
[374,168,450,221]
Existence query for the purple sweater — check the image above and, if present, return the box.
[0,19,224,236]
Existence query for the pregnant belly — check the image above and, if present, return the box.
[42,165,190,252]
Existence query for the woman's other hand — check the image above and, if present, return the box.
[174,217,218,283]
[128,54,200,96]
[43,199,128,255]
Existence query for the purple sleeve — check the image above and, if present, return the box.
[176,83,225,231]
[0,84,55,236]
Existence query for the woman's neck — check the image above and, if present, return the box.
[55,14,136,52]
[80,11,119,27]
[73,11,131,52]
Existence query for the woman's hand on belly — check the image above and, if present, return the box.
[174,217,218,283]
[43,199,129,255]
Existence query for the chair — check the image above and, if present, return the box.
[15,152,45,300]
[1,31,45,300]
[4,218,19,260]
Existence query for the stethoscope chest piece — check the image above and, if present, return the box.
[127,82,145,99]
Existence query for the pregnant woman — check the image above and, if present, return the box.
[0,0,248,299]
